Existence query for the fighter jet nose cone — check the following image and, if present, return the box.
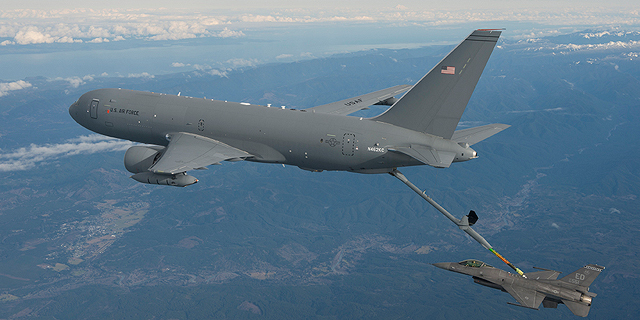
[432,262,451,270]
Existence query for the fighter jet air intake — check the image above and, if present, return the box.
[69,29,508,187]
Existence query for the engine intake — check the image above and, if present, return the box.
[124,146,165,173]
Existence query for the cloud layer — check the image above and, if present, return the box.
[0,135,136,172]
[1,7,639,46]
[0,9,244,45]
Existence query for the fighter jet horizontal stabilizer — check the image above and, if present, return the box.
[507,302,540,310]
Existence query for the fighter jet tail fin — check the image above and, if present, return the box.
[562,300,591,317]
[559,264,605,288]
[371,29,502,139]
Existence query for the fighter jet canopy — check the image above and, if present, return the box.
[458,260,492,268]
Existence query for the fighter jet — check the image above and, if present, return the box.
[69,30,508,187]
[433,260,604,317]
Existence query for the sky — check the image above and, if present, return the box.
[2,0,637,10]
[1,3,639,79]
[1,2,638,46]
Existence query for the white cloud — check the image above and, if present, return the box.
[14,26,56,44]
[87,37,109,43]
[171,62,190,67]
[11,26,83,44]
[217,27,244,38]
[0,80,32,97]
[49,75,95,88]
[551,222,560,229]
[208,69,228,77]
[0,9,243,45]
[276,54,293,59]
[0,135,135,172]
[553,40,640,52]
[225,58,257,68]
[192,64,210,71]
[127,72,154,78]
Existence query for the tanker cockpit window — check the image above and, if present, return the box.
[90,99,99,119]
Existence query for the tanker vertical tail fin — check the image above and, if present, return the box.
[372,29,502,139]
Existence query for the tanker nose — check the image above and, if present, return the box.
[69,100,80,123]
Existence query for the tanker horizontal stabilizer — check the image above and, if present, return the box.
[150,132,252,174]
[451,123,511,146]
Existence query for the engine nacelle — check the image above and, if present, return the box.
[124,146,165,173]
[131,172,198,187]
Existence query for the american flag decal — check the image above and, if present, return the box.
[441,66,455,75]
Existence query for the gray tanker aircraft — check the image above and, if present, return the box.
[433,260,605,317]
[69,29,508,187]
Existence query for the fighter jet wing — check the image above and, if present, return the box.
[389,144,455,168]
[149,132,252,174]
[308,84,411,116]
[503,285,546,310]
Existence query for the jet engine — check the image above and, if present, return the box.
[124,146,165,174]
[124,146,198,187]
